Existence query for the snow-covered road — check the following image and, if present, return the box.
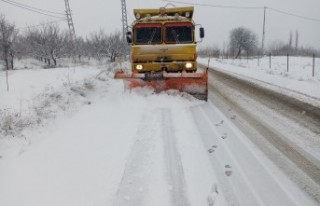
[0,64,319,206]
[1,96,317,205]
[192,103,317,205]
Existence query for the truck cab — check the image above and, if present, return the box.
[127,7,204,73]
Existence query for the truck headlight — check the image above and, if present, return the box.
[136,64,143,70]
[185,62,193,69]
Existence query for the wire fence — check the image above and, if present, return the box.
[216,53,318,77]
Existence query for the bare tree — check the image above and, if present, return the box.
[73,37,86,61]
[25,24,67,67]
[43,24,67,66]
[229,27,258,59]
[88,29,108,60]
[198,45,221,58]
[8,30,18,69]
[106,31,128,62]
[25,27,51,63]
[88,30,129,62]
[0,15,16,92]
[268,40,287,55]
[289,31,293,48]
[295,30,299,50]
[0,15,15,70]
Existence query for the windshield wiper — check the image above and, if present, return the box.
[171,30,180,44]
[148,29,157,44]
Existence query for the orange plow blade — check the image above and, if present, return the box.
[115,70,208,101]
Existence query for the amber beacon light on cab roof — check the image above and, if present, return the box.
[115,6,208,101]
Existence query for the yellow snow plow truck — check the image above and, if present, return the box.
[115,6,208,101]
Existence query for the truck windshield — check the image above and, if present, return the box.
[165,23,193,44]
[135,24,161,44]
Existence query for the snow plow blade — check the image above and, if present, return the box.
[115,69,208,101]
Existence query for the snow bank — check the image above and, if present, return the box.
[199,56,320,104]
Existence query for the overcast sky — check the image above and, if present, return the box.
[1,0,320,49]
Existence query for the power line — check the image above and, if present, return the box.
[161,0,263,10]
[0,0,65,19]
[15,19,66,31]
[161,0,320,23]
[268,7,320,23]
[3,0,65,15]
[0,0,64,18]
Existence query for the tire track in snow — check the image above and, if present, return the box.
[206,67,320,202]
[113,111,160,206]
[191,103,318,206]
[161,109,190,206]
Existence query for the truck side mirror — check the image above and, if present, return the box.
[200,27,205,39]
[126,31,132,44]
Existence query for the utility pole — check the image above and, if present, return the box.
[261,6,266,56]
[121,0,128,42]
[64,0,76,39]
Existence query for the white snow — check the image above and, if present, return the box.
[0,57,319,205]
[198,56,320,105]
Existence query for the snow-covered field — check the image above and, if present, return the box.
[0,58,319,206]
[0,58,124,138]
[199,56,320,103]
